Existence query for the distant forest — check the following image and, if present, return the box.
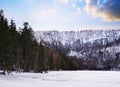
[0,10,120,75]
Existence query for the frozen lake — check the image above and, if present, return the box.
[0,71,120,87]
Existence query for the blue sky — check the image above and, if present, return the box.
[0,0,120,31]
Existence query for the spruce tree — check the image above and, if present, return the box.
[20,22,35,72]
[0,10,13,74]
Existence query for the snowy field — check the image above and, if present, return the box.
[0,71,120,87]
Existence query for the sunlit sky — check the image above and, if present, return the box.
[0,0,120,31]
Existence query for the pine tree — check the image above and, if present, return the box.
[0,10,13,74]
[20,22,35,72]
[9,20,19,71]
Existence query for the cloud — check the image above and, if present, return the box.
[55,0,69,4]
[79,0,84,3]
[71,0,82,15]
[72,3,76,8]
[76,7,81,14]
[85,0,120,21]
[73,7,81,15]
[55,0,84,5]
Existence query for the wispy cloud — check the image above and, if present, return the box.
[54,0,69,4]
[1,0,120,31]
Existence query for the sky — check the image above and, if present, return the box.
[0,0,120,31]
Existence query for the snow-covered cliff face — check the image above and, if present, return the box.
[35,30,120,58]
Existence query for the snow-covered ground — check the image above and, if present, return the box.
[0,71,120,87]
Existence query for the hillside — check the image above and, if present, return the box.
[35,30,120,70]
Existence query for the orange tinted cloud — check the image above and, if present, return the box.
[85,0,120,21]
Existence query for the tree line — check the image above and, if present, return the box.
[0,10,78,75]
